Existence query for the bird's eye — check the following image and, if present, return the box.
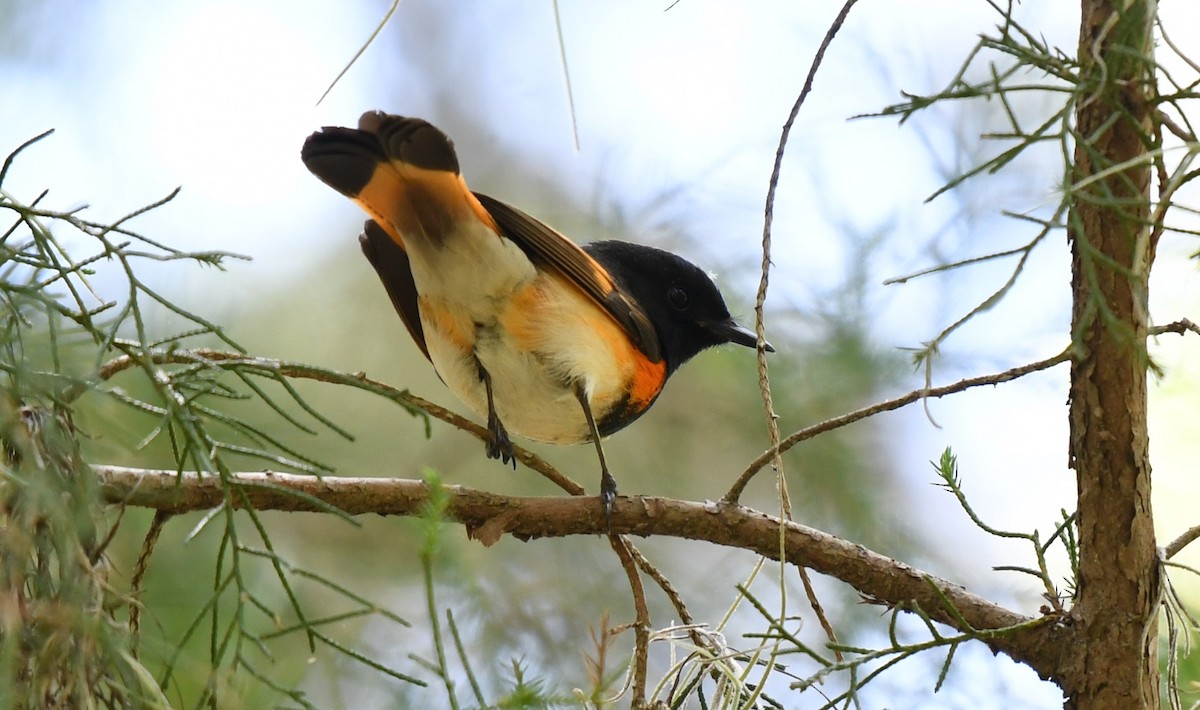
[667,286,689,310]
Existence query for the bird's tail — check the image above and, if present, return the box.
[301,112,497,247]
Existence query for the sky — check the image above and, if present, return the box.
[3,1,1198,707]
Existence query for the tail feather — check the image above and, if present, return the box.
[302,112,492,248]
[300,125,381,197]
[301,113,460,198]
[357,112,459,173]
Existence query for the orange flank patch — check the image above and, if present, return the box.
[417,297,474,351]
[500,277,667,410]
[351,160,499,248]
[496,282,546,348]
[578,298,666,404]
[627,351,667,408]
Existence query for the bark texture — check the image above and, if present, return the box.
[95,466,1068,675]
[1066,1,1159,706]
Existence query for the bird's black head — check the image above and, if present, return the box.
[583,240,771,375]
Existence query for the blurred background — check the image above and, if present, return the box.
[2,1,1198,707]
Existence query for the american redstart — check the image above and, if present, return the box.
[301,111,770,522]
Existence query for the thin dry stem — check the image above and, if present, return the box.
[95,348,583,495]
[725,349,1072,501]
[609,534,650,708]
[128,510,171,657]
[1165,524,1200,560]
[754,0,860,671]
[1149,318,1199,337]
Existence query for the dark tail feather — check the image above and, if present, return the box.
[301,112,461,199]
[357,112,459,173]
[300,125,382,197]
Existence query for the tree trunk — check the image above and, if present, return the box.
[1065,0,1159,707]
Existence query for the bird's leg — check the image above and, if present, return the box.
[574,384,616,528]
[476,360,515,468]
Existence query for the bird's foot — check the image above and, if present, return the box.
[485,410,516,469]
[600,469,618,532]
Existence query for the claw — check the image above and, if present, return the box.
[476,359,516,469]
[600,470,618,531]
[485,407,516,469]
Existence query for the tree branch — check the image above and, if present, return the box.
[96,465,1067,679]
[1149,318,1199,338]
[1165,524,1200,560]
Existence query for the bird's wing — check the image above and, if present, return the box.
[358,219,430,361]
[472,192,662,363]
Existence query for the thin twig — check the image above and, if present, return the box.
[1156,110,1196,144]
[1149,318,1199,337]
[609,534,650,708]
[95,348,582,495]
[129,510,172,657]
[551,0,580,151]
[754,0,860,675]
[626,540,693,627]
[1165,525,1200,560]
[316,0,401,105]
[0,129,55,187]
[724,349,1072,502]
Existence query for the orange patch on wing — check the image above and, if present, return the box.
[499,276,666,406]
[584,256,618,294]
[575,257,659,364]
[351,161,499,248]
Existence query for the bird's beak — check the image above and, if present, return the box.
[707,319,775,352]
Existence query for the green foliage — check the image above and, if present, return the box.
[867,5,1080,371]
[871,1,1199,377]
[0,401,168,708]
[0,131,189,707]
[3,1,1197,705]
[1,124,652,708]
[492,660,565,709]
[934,448,1078,610]
[0,131,424,707]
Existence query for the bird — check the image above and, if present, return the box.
[301,111,770,524]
